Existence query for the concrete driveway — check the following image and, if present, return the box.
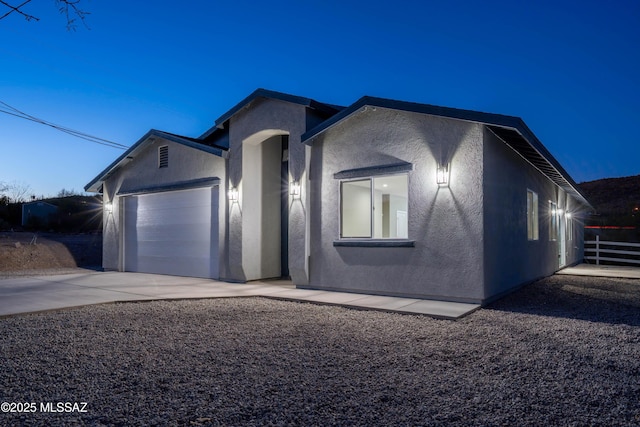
[0,270,480,320]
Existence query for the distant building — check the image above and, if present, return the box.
[21,201,57,227]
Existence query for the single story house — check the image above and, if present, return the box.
[85,89,592,305]
[21,200,58,227]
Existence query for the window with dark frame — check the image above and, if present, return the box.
[339,174,408,239]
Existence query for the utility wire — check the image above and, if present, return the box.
[0,0,37,21]
[0,100,128,150]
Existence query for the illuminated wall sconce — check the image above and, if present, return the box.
[290,181,301,198]
[436,163,449,186]
[104,202,113,214]
[228,187,239,202]
[566,212,572,219]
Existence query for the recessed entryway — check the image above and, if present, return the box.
[242,132,290,280]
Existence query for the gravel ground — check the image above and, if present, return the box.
[1,275,639,426]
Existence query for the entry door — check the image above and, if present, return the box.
[123,187,219,278]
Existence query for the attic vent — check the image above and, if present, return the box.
[158,145,168,168]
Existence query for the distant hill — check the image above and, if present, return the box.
[578,175,640,226]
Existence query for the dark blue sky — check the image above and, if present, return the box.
[1,0,639,196]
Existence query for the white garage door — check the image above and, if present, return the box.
[123,187,218,279]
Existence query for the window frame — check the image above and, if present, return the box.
[339,178,373,238]
[527,189,539,241]
[549,201,558,241]
[338,172,410,241]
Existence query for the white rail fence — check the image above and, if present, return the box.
[585,236,640,266]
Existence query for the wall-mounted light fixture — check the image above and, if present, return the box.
[436,163,449,186]
[566,212,572,219]
[228,187,239,202]
[104,202,113,215]
[290,181,301,198]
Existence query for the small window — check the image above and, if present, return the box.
[527,190,539,241]
[340,174,408,239]
[549,201,558,241]
[158,145,169,168]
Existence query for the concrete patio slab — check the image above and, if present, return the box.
[0,271,480,320]
[294,291,372,305]
[557,264,640,279]
[396,299,481,319]
[342,295,424,310]
[261,288,328,299]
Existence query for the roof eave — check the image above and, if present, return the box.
[487,124,593,210]
[199,88,343,138]
[301,96,524,144]
[84,129,227,193]
[301,96,593,210]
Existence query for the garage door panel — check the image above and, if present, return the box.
[136,206,211,224]
[134,224,211,242]
[134,208,211,226]
[123,187,218,279]
[134,240,212,258]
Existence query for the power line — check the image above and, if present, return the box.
[0,100,129,150]
[0,0,37,21]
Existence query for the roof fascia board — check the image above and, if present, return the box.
[84,129,226,193]
[498,122,581,194]
[487,126,593,210]
[200,88,341,138]
[302,96,523,144]
[84,130,154,192]
[152,130,226,158]
[301,96,592,210]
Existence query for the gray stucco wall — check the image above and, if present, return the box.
[482,128,585,301]
[225,98,310,284]
[101,137,226,272]
[308,107,486,303]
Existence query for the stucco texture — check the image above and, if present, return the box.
[102,137,226,272]
[483,128,585,301]
[308,107,486,303]
[226,98,310,283]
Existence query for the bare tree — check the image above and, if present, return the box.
[0,0,89,30]
[7,180,32,203]
[57,188,79,197]
[56,0,88,30]
[0,181,8,205]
